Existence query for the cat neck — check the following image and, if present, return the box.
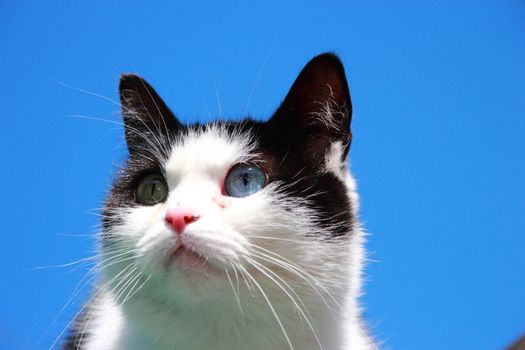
[85,288,344,350]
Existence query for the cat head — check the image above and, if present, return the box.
[100,53,357,306]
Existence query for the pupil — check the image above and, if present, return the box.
[242,173,249,186]
[150,183,156,197]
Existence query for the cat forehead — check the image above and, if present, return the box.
[164,126,255,177]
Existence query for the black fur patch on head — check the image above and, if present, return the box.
[102,53,353,238]
[227,119,354,237]
[258,52,354,236]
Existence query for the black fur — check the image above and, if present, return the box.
[62,298,94,350]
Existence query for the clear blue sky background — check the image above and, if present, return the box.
[1,1,524,349]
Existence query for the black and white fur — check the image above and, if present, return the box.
[63,53,375,350]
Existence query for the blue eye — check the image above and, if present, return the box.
[224,164,267,198]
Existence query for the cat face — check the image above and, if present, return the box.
[100,53,356,306]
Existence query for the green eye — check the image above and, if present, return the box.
[136,174,168,205]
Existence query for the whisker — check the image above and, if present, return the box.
[249,246,342,314]
[30,257,96,271]
[121,274,151,307]
[225,267,243,313]
[50,249,137,331]
[74,262,139,347]
[245,257,324,350]
[235,263,295,350]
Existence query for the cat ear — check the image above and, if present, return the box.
[119,74,182,155]
[270,53,352,163]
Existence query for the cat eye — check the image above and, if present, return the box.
[136,174,169,205]
[224,163,267,198]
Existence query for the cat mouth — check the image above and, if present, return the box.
[167,243,227,279]
[169,243,209,268]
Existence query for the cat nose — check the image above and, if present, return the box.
[165,208,200,235]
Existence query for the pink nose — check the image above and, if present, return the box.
[165,208,200,234]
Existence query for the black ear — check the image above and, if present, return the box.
[269,53,352,163]
[119,74,183,156]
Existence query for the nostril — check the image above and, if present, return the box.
[183,215,199,224]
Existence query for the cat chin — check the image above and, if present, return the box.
[100,260,231,310]
[165,246,226,284]
[138,264,235,307]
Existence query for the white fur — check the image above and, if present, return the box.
[80,126,374,350]
[309,85,350,133]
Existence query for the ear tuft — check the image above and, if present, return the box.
[119,74,182,156]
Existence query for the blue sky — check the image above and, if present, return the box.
[1,1,524,349]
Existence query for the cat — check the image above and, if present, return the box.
[63,53,375,350]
